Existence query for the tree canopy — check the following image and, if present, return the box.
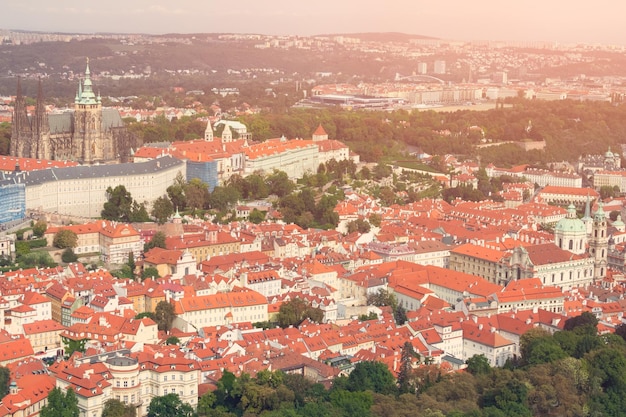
[154,300,176,332]
[151,196,174,224]
[144,231,167,252]
[276,298,324,328]
[147,393,194,417]
[53,230,78,249]
[0,366,9,400]
[101,399,136,417]
[32,220,47,238]
[101,185,150,222]
[40,387,79,417]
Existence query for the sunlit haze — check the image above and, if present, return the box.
[0,0,624,45]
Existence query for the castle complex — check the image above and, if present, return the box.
[10,59,135,164]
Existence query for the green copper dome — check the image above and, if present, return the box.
[555,204,586,233]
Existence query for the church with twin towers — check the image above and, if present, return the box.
[10,59,136,164]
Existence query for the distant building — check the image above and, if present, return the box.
[433,60,446,74]
[0,179,24,225]
[244,137,319,179]
[486,165,582,188]
[592,170,626,191]
[312,124,350,165]
[577,146,622,174]
[535,186,598,209]
[0,234,15,259]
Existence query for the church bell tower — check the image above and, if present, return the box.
[590,202,608,280]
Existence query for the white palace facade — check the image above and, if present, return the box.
[12,156,185,218]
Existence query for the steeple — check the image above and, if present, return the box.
[204,119,214,141]
[34,77,49,159]
[10,76,32,158]
[312,124,328,141]
[594,201,606,222]
[13,77,29,130]
[582,193,593,236]
[75,58,98,105]
[221,124,232,142]
[590,201,608,280]
[16,76,22,99]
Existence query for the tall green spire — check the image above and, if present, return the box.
[75,57,98,105]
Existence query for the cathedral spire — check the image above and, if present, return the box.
[16,76,22,99]
[76,57,97,105]
[13,77,30,131]
[34,77,49,158]
[11,76,31,153]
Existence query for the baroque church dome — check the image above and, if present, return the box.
[555,204,585,234]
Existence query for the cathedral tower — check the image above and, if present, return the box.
[74,58,103,164]
[10,58,134,164]
[10,77,32,158]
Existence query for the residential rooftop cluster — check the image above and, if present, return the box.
[0,159,625,415]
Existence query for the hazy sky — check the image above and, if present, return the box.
[0,0,623,45]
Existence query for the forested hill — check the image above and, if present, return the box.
[238,99,626,165]
[5,96,622,167]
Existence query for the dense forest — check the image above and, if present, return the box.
[236,98,626,165]
[126,98,626,166]
[195,313,626,417]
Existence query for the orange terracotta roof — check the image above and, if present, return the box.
[313,124,327,136]
[144,247,184,265]
[0,155,79,173]
[174,289,267,314]
[461,321,515,348]
[539,186,599,197]
[451,243,506,262]
[23,319,65,335]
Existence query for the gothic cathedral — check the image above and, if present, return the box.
[11,59,136,164]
